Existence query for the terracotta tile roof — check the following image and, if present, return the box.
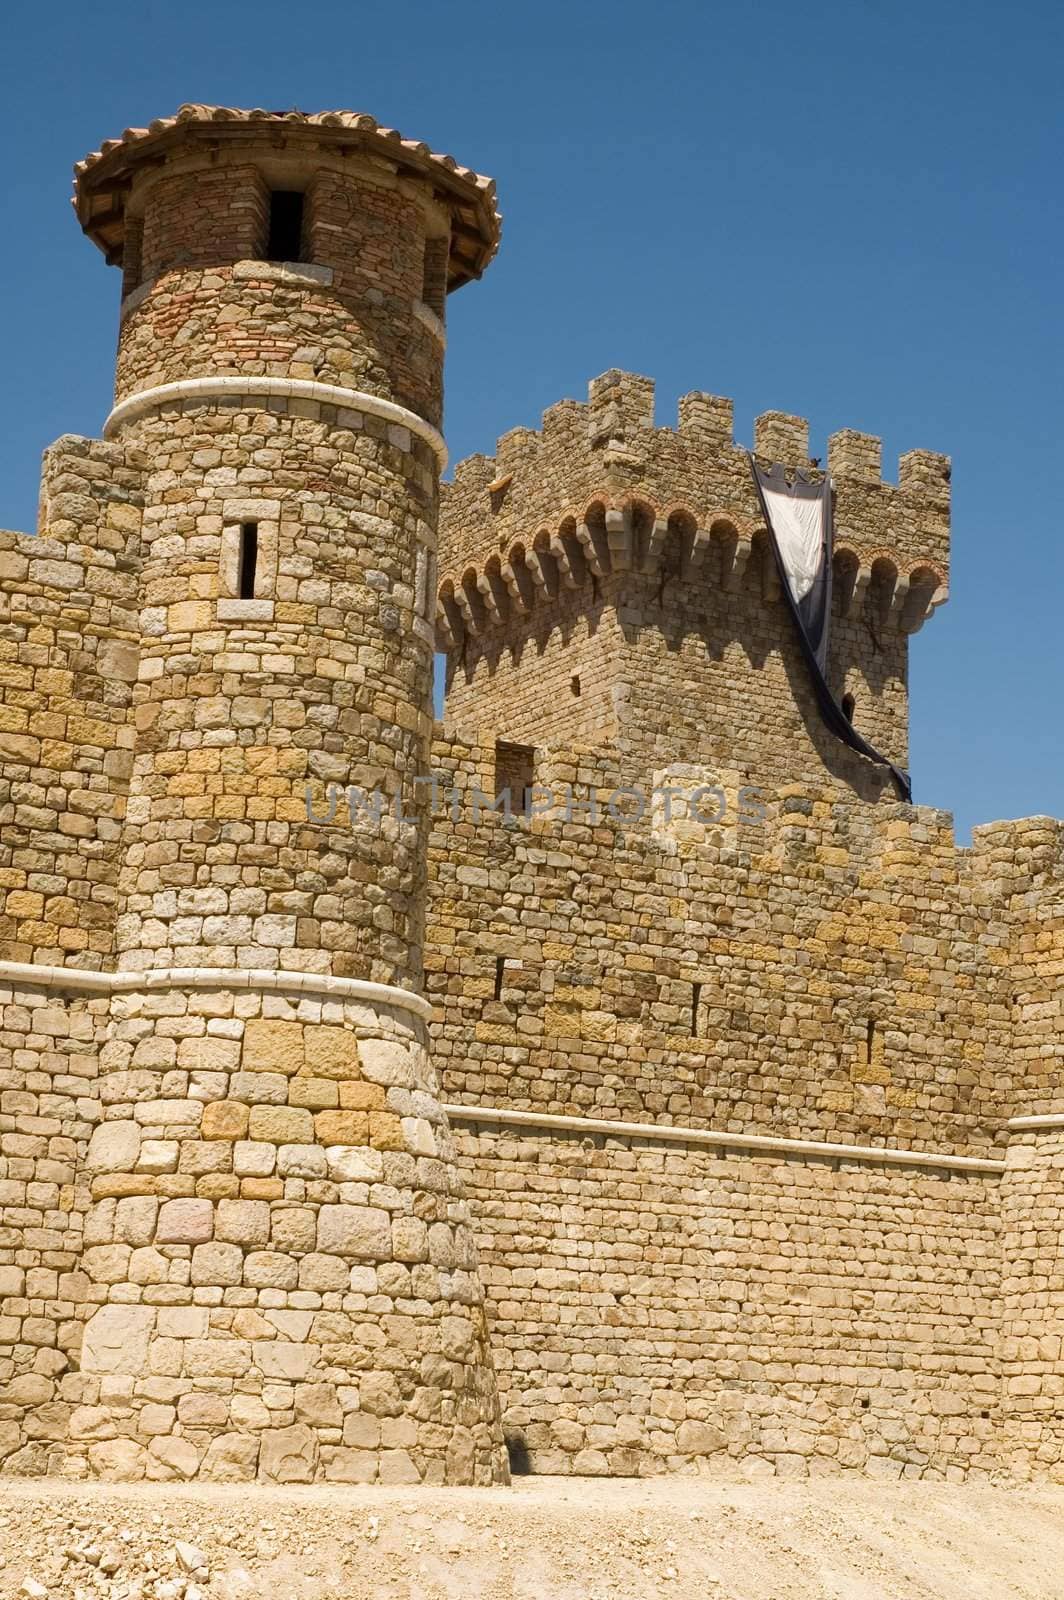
[73,104,501,288]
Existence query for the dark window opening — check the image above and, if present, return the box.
[494,740,535,814]
[238,523,259,600]
[841,692,856,723]
[121,216,144,300]
[493,956,505,1002]
[691,981,702,1037]
[571,675,582,697]
[421,237,449,320]
[866,1017,876,1055]
[266,191,305,263]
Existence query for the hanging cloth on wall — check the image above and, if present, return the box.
[749,455,912,802]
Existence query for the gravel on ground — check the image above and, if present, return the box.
[1,1474,1062,1600]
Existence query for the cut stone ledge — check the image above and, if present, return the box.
[0,961,432,1020]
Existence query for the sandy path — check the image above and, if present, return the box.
[1,1475,1062,1599]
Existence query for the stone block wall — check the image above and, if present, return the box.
[1001,1129,1064,1481]
[426,731,1014,1157]
[0,976,103,1471]
[438,372,950,801]
[137,162,269,286]
[444,585,626,759]
[63,985,504,1485]
[454,1123,1001,1480]
[121,150,449,425]
[997,853,1064,1481]
[3,103,1064,1491]
[0,437,143,967]
[114,397,437,992]
[443,556,906,803]
[419,730,1064,1479]
[0,971,506,1484]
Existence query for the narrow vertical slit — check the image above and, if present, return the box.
[692,981,702,1037]
[493,957,505,1002]
[238,522,258,600]
[866,1017,876,1055]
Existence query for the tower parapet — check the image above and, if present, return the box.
[439,372,949,800]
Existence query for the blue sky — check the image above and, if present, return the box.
[1,0,1060,838]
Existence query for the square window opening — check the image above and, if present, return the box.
[494,740,535,815]
[267,190,305,263]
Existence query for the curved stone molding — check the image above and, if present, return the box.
[103,378,448,467]
[412,300,447,346]
[445,1104,1007,1175]
[0,961,432,1021]
[1006,1115,1064,1131]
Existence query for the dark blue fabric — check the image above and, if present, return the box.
[750,454,912,802]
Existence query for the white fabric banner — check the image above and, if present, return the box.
[759,484,826,603]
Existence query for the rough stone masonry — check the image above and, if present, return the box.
[0,104,1062,1488]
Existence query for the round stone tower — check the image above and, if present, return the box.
[71,106,507,1485]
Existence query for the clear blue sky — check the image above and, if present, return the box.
[1,0,1060,839]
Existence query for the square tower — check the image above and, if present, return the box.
[438,371,950,800]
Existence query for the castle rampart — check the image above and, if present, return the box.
[417,732,1064,1477]
[437,372,950,800]
[1,105,1063,1489]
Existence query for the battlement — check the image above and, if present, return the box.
[439,372,950,801]
[427,725,1064,890]
[439,370,950,651]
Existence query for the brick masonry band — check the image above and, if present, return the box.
[102,377,449,467]
[0,961,432,1020]
[443,1105,1008,1175]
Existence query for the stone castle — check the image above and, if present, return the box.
[0,104,1061,1487]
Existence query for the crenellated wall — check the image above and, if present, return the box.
[437,371,950,802]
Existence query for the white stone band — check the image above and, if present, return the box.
[444,1104,1007,1175]
[412,300,446,346]
[1006,1115,1064,1130]
[103,377,448,467]
[0,961,431,1021]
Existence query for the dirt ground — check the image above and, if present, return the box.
[1,1474,1063,1600]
